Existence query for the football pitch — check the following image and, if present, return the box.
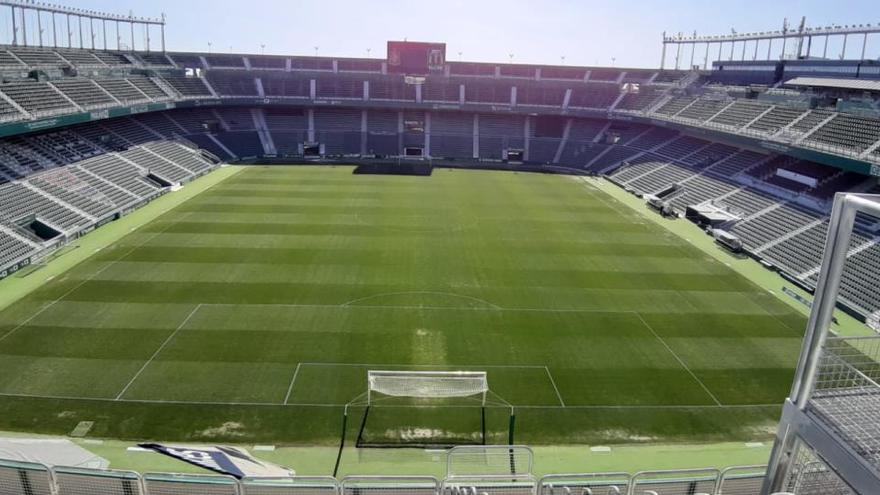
[0,165,807,448]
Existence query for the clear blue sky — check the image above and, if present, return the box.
[1,0,877,68]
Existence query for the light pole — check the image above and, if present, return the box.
[611,57,616,67]
[560,55,565,65]
[207,42,212,54]
[261,44,265,55]
[314,46,319,57]
[458,51,462,61]
[508,53,514,63]
[366,47,371,58]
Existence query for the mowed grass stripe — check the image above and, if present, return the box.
[0,166,806,444]
[121,230,684,250]
[44,280,793,317]
[85,262,753,291]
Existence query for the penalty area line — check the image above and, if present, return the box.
[544,366,566,407]
[635,312,723,407]
[283,362,301,405]
[114,303,203,401]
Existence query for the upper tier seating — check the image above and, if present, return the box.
[316,77,363,99]
[337,59,383,73]
[207,73,258,96]
[0,96,23,122]
[55,49,104,67]
[806,114,880,154]
[95,79,152,103]
[588,69,620,82]
[567,84,619,109]
[615,88,663,112]
[128,77,171,100]
[160,77,213,97]
[92,51,131,66]
[746,106,808,134]
[0,50,25,69]
[0,81,76,115]
[788,109,833,134]
[652,71,687,84]
[707,151,767,178]
[206,55,246,68]
[51,79,116,108]
[137,53,175,67]
[654,96,695,116]
[516,83,566,107]
[423,79,461,102]
[676,98,732,122]
[8,48,64,67]
[261,76,310,98]
[249,56,287,70]
[708,100,771,128]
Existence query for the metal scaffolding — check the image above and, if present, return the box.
[0,0,165,52]
[661,17,880,70]
[762,192,880,495]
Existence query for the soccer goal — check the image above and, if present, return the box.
[333,370,515,473]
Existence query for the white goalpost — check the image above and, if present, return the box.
[333,370,514,476]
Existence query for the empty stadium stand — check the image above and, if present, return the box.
[0,43,876,322]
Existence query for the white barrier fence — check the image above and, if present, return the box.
[0,458,777,495]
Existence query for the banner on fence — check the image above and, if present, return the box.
[138,444,293,479]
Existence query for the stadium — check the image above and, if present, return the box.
[0,1,877,493]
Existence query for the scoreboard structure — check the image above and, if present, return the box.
[387,41,447,75]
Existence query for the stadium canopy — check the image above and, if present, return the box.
[783,77,880,93]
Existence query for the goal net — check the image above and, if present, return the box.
[367,371,489,403]
[339,370,513,453]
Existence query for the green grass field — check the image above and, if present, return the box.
[0,165,807,454]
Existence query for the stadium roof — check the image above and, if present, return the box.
[783,77,880,92]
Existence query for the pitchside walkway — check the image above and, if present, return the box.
[587,176,872,338]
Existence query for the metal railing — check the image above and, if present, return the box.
[762,193,880,495]
[0,458,777,495]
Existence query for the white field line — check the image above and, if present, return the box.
[341,291,502,309]
[164,302,787,319]
[298,362,548,369]
[283,362,301,405]
[0,212,193,345]
[0,390,779,409]
[544,366,566,407]
[114,303,202,400]
[201,302,654,315]
[635,312,723,407]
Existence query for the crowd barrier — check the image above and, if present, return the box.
[0,457,775,495]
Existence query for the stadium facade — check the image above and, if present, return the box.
[0,3,878,494]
